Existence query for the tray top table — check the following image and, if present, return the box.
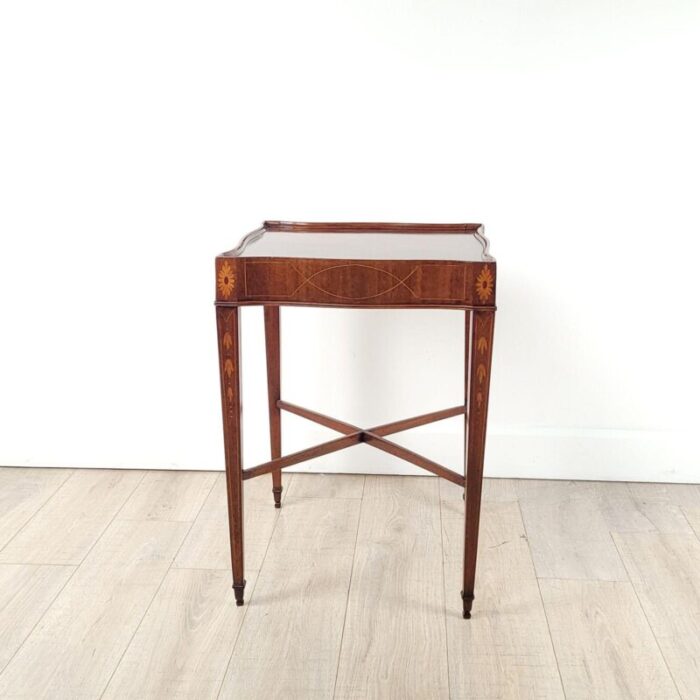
[215,221,496,618]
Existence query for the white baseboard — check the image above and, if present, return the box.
[284,428,700,484]
[4,428,698,484]
[483,428,699,483]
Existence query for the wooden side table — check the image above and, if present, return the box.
[215,221,496,618]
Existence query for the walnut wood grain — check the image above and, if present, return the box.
[264,221,482,233]
[215,221,497,618]
[242,433,363,480]
[215,306,245,605]
[370,405,466,437]
[278,400,466,438]
[263,306,283,508]
[363,433,465,487]
[277,400,358,435]
[276,401,466,487]
[216,257,495,308]
[462,309,495,618]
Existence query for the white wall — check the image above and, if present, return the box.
[1,0,699,482]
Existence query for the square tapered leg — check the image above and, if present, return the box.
[462,309,495,618]
[216,306,246,604]
[264,306,283,508]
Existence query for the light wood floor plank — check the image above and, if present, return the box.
[0,518,189,698]
[441,496,563,700]
[102,568,254,700]
[1,468,699,699]
[334,476,449,700]
[613,532,700,699]
[117,470,216,522]
[0,564,75,673]
[286,472,365,499]
[540,579,678,699]
[219,494,361,700]
[481,477,520,503]
[173,473,284,572]
[0,468,73,551]
[517,480,628,581]
[598,482,695,535]
[624,482,700,539]
[682,508,700,539]
[627,482,700,510]
[0,469,143,565]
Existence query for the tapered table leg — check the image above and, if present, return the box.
[462,308,495,618]
[264,306,283,508]
[216,306,246,605]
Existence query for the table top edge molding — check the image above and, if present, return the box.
[221,221,494,263]
[215,221,496,308]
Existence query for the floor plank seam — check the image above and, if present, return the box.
[287,494,364,500]
[213,473,293,700]
[0,565,77,677]
[609,531,683,699]
[437,479,453,700]
[0,470,148,682]
[622,483,659,534]
[96,471,217,699]
[114,516,210,523]
[535,575,638,583]
[680,506,700,541]
[331,474,366,700]
[516,499,568,700]
[0,469,75,556]
[0,561,77,568]
[103,470,149,521]
[167,565,232,572]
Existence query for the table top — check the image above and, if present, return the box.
[216,222,496,309]
[223,221,494,263]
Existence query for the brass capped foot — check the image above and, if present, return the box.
[233,579,247,606]
[461,590,474,619]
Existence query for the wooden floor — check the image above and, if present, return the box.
[0,468,699,699]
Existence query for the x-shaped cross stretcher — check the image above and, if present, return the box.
[242,401,466,487]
